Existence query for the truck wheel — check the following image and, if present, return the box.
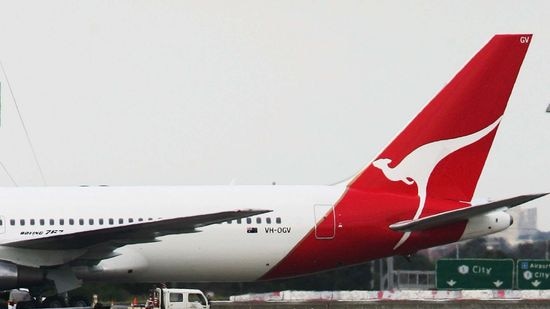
[69,298,89,307]
[14,301,36,309]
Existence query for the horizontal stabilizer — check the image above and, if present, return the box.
[389,193,548,232]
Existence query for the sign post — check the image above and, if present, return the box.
[517,260,550,289]
[436,259,514,289]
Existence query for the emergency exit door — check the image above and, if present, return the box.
[314,204,335,239]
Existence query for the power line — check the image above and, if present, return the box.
[0,61,47,185]
[0,161,18,186]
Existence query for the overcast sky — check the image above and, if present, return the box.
[0,1,548,229]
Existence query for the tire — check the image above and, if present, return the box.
[14,301,36,309]
[69,298,89,308]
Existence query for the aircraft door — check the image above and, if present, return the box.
[314,204,335,239]
[187,293,208,309]
[168,292,185,309]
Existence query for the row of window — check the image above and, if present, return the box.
[226,217,282,224]
[0,216,282,226]
[0,217,155,226]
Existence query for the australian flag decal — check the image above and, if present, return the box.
[247,227,258,233]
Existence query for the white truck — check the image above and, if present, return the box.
[145,288,209,309]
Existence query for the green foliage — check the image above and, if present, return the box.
[394,254,434,271]
[70,283,149,304]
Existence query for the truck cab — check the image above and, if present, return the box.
[148,288,209,309]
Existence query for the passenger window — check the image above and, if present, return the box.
[129,218,134,223]
[109,218,114,225]
[266,218,271,224]
[79,219,84,225]
[138,218,143,222]
[50,219,55,225]
[69,219,74,225]
[59,219,64,225]
[227,220,232,224]
[10,219,15,226]
[99,219,104,225]
[0,219,3,226]
[276,217,282,224]
[89,219,94,225]
[237,218,242,224]
[246,218,252,224]
[30,219,35,225]
[20,219,25,226]
[119,218,124,224]
[169,293,183,302]
[188,294,206,306]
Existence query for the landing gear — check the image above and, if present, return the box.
[40,295,89,308]
[10,285,90,308]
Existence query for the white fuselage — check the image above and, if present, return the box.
[0,185,346,282]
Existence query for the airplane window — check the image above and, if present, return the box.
[99,218,104,225]
[246,218,252,224]
[79,219,84,225]
[227,220,232,224]
[69,219,74,225]
[59,219,64,225]
[30,219,35,225]
[266,218,272,224]
[256,217,261,224]
[49,219,54,225]
[129,218,134,223]
[0,219,2,226]
[109,218,114,225]
[10,219,15,226]
[119,218,124,224]
[138,218,143,222]
[39,219,45,225]
[20,219,25,226]
[89,219,94,225]
[237,218,242,224]
[276,217,282,224]
[148,218,153,221]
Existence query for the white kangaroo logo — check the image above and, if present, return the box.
[373,117,502,250]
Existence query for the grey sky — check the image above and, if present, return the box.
[0,1,548,228]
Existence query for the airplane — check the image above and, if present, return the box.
[0,33,546,306]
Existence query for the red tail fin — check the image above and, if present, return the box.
[350,34,532,204]
[261,35,533,279]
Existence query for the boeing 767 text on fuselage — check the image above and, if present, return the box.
[0,34,546,304]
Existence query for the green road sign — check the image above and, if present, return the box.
[517,260,550,289]
[436,259,514,289]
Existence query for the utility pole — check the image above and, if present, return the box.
[387,256,394,290]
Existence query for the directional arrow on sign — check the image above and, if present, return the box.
[447,279,457,287]
[532,280,541,287]
[493,280,503,288]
